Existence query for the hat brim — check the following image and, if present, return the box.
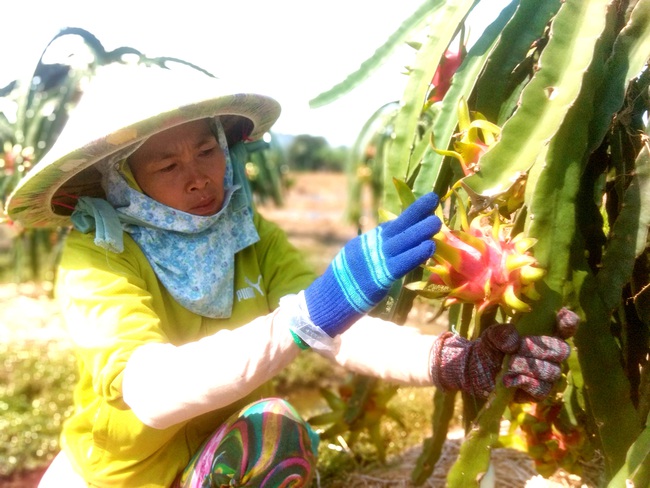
[6,64,281,228]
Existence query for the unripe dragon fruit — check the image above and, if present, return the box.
[518,401,589,478]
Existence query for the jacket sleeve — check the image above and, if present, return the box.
[319,315,437,386]
[122,310,300,429]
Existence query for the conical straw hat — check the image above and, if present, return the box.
[5,62,281,228]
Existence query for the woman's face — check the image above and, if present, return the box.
[128,119,227,216]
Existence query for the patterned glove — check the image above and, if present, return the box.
[502,334,572,402]
[430,310,577,401]
[304,192,441,337]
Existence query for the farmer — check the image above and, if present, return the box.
[5,63,572,487]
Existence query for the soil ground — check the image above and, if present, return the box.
[0,171,600,487]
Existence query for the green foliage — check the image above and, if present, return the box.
[312,0,650,485]
[273,350,344,393]
[308,0,446,108]
[313,385,437,485]
[609,410,650,487]
[308,376,402,464]
[345,102,398,226]
[285,134,348,172]
[0,341,77,477]
[241,139,289,207]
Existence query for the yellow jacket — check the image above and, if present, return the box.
[55,211,316,487]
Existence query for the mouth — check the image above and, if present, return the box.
[189,197,220,216]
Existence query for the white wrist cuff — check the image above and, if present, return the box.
[279,291,336,352]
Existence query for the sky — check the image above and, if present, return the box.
[2,0,505,147]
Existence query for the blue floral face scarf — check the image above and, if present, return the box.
[71,119,260,318]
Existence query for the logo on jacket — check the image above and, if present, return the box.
[236,275,265,301]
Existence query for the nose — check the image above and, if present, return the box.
[185,164,210,192]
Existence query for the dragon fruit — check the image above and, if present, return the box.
[429,49,464,103]
[410,203,545,326]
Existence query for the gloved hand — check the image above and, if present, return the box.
[303,192,441,338]
[430,309,578,401]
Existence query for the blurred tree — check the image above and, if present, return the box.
[286,134,348,171]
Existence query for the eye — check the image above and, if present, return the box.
[198,141,220,158]
[158,163,177,173]
[200,146,219,158]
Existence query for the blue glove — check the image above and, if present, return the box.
[304,192,441,337]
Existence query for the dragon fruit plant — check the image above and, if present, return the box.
[311,1,650,486]
[409,98,543,331]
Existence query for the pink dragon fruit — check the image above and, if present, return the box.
[412,205,545,325]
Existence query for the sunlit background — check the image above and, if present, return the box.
[2,0,503,147]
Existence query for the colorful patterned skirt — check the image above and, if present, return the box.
[177,398,319,487]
